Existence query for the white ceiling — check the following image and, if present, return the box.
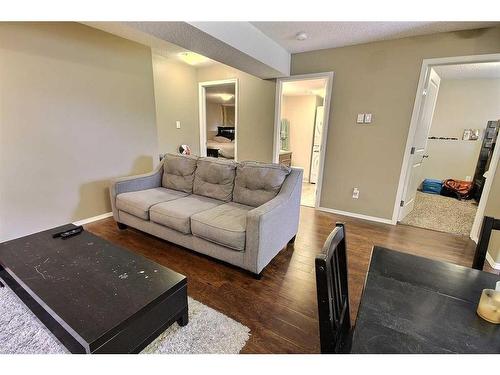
[282,79,327,96]
[84,22,218,68]
[433,62,500,80]
[251,22,499,53]
[85,21,500,79]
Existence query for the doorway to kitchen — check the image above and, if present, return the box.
[273,73,333,208]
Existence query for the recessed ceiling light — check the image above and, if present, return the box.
[178,51,209,66]
[295,31,308,41]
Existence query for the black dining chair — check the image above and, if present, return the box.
[472,216,500,270]
[315,223,352,354]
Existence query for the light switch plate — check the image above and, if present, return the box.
[176,121,181,129]
[356,114,365,124]
[364,113,372,123]
[352,187,360,199]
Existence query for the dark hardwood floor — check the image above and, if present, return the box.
[85,207,498,354]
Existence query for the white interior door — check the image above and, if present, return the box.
[399,68,441,220]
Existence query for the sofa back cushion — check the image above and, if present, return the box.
[193,158,236,202]
[162,153,198,193]
[233,161,291,207]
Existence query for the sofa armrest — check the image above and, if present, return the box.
[245,167,303,274]
[109,161,164,220]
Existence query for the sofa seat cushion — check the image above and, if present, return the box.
[193,157,236,202]
[116,188,188,220]
[162,153,198,193]
[150,195,224,234]
[190,202,252,251]
[233,161,291,207]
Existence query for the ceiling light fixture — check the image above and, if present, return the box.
[178,51,209,66]
[295,31,308,41]
[219,94,234,101]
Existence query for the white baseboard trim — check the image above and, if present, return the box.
[486,252,500,270]
[317,206,393,225]
[73,212,113,226]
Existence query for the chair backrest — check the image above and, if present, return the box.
[315,223,351,353]
[472,216,500,270]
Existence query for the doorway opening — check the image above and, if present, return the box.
[199,79,238,160]
[396,56,500,240]
[273,73,333,208]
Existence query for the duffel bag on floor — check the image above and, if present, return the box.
[441,179,474,200]
[422,178,443,195]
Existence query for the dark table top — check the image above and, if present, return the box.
[351,246,500,354]
[0,224,186,347]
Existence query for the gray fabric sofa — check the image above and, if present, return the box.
[109,154,303,276]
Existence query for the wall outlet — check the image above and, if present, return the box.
[352,187,360,199]
[364,113,372,123]
[356,114,365,124]
[176,121,181,129]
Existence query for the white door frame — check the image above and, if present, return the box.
[198,78,238,160]
[392,53,500,243]
[272,72,334,209]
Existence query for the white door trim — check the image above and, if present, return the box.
[198,78,239,160]
[392,53,500,226]
[273,72,334,209]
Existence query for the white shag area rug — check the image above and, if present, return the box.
[400,191,477,236]
[0,284,250,354]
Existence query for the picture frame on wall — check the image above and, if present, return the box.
[463,129,472,140]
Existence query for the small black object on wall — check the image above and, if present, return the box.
[473,120,499,201]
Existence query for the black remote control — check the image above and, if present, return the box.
[52,226,83,239]
[60,227,83,239]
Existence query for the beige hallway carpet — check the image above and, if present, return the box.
[400,191,478,236]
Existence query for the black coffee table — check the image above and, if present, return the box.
[0,224,188,353]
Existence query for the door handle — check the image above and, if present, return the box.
[422,155,429,158]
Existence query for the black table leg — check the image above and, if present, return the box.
[177,308,189,327]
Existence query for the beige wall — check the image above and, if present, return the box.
[152,55,200,155]
[291,27,500,219]
[282,95,316,180]
[0,23,158,241]
[206,101,223,134]
[197,64,276,162]
[153,57,276,162]
[422,78,500,181]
